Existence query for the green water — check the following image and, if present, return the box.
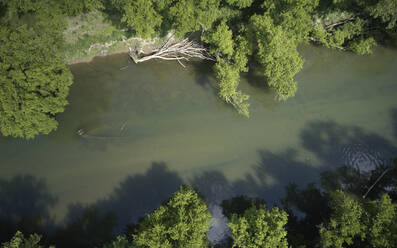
[1,45,397,230]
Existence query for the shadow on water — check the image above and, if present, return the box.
[392,108,397,142]
[1,114,397,246]
[95,162,183,232]
[192,115,397,208]
[52,205,116,248]
[188,60,216,91]
[300,120,397,169]
[51,61,117,142]
[48,162,184,247]
[0,175,57,243]
[191,149,322,208]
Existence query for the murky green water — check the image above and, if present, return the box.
[1,45,397,231]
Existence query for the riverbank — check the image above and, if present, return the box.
[64,10,164,65]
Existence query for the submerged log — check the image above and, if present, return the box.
[128,35,215,67]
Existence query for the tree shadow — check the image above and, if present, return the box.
[190,171,234,204]
[241,68,270,91]
[51,162,184,247]
[392,108,397,142]
[51,61,116,142]
[190,149,322,209]
[248,149,322,204]
[300,120,397,171]
[70,162,184,235]
[0,175,57,243]
[189,60,217,92]
[52,204,116,248]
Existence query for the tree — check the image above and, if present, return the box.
[213,57,250,117]
[225,0,253,9]
[366,194,397,248]
[133,186,211,248]
[319,190,366,248]
[58,0,104,16]
[168,0,220,37]
[250,13,303,100]
[0,1,73,139]
[229,204,289,248]
[1,231,43,248]
[349,37,377,55]
[103,236,135,248]
[202,21,234,57]
[320,190,397,248]
[363,0,397,30]
[121,0,162,39]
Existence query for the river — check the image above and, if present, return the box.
[1,45,397,234]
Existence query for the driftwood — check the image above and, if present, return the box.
[128,35,215,67]
[76,129,126,140]
[362,167,391,199]
[324,17,356,30]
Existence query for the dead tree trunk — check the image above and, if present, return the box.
[128,35,214,67]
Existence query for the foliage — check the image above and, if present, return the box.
[202,21,234,58]
[58,0,104,16]
[319,191,397,248]
[214,57,239,102]
[225,0,254,9]
[103,236,134,248]
[229,204,289,248]
[132,186,211,248]
[349,37,377,55]
[250,13,303,100]
[319,190,366,248]
[0,1,73,139]
[1,231,42,248]
[168,0,220,37]
[364,0,397,30]
[121,0,162,39]
[365,194,397,247]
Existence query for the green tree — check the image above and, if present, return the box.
[319,190,397,248]
[250,13,303,100]
[365,194,397,248]
[121,0,162,39]
[1,231,43,248]
[319,190,366,248]
[58,0,104,16]
[349,37,377,55]
[363,0,397,30]
[133,186,211,248]
[169,0,220,37]
[0,1,73,139]
[229,204,289,248]
[202,21,234,57]
[225,0,253,9]
[103,236,134,248]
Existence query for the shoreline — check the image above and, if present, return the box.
[67,48,130,65]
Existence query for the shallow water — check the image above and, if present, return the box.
[1,45,397,231]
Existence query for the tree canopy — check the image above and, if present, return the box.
[0,0,73,139]
[1,231,43,248]
[2,0,397,132]
[320,191,397,248]
[132,186,211,248]
[229,204,289,248]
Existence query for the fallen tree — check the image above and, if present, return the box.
[128,35,215,67]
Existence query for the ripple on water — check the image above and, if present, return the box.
[341,143,389,173]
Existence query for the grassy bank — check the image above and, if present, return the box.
[63,11,164,64]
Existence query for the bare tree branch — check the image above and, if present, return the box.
[363,167,391,199]
[129,36,215,66]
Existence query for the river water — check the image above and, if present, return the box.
[1,45,397,233]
